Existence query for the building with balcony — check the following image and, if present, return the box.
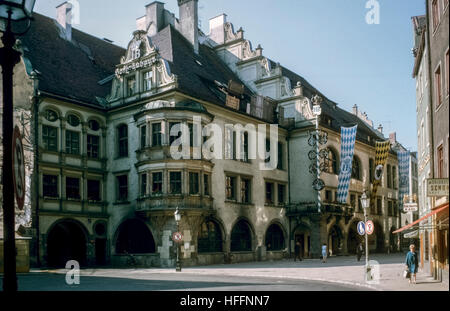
[0,0,403,268]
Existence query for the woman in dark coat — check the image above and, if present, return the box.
[405,244,419,284]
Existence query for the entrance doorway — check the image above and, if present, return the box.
[328,225,343,256]
[47,220,87,268]
[95,238,107,265]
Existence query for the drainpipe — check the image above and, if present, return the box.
[287,132,291,256]
[30,71,41,266]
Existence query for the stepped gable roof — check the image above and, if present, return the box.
[19,13,125,107]
[280,65,385,145]
[150,25,254,107]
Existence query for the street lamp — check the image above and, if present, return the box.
[174,207,182,272]
[0,0,36,293]
[312,95,323,213]
[361,191,371,281]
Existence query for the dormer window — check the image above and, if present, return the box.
[144,71,153,91]
[127,76,137,96]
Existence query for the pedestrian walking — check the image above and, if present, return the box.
[294,241,302,261]
[321,243,327,263]
[356,243,363,262]
[405,244,419,284]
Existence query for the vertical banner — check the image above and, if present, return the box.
[398,150,411,207]
[370,140,391,204]
[337,125,358,204]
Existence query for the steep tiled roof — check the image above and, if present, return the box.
[19,13,125,107]
[280,65,385,145]
[150,25,254,107]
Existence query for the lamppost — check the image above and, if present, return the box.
[0,0,36,293]
[174,207,182,272]
[312,95,323,213]
[361,191,371,281]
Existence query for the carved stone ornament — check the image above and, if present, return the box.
[260,58,271,77]
[156,59,177,86]
[280,77,295,98]
[242,40,258,60]
[224,22,239,42]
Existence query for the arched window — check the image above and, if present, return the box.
[352,157,361,180]
[327,148,338,174]
[265,224,285,251]
[44,109,59,122]
[67,114,80,127]
[198,220,223,253]
[115,219,155,254]
[117,124,128,157]
[231,220,252,252]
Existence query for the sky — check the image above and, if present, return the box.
[33,0,426,150]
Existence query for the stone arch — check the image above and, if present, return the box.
[264,221,287,251]
[114,218,156,254]
[197,217,225,253]
[64,110,85,125]
[46,218,89,268]
[347,218,364,255]
[230,217,256,252]
[389,226,398,252]
[369,220,385,253]
[41,105,63,121]
[292,221,312,258]
[328,223,345,256]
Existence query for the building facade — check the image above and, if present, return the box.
[411,0,449,283]
[1,0,402,269]
[427,0,449,283]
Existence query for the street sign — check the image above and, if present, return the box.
[403,203,418,213]
[366,220,374,235]
[427,179,449,197]
[172,232,183,243]
[357,221,366,235]
[12,126,25,211]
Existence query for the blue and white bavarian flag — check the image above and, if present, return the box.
[337,125,358,204]
[398,150,410,207]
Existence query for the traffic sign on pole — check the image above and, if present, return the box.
[172,232,183,243]
[357,221,366,235]
[366,220,374,235]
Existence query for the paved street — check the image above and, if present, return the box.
[1,253,448,291]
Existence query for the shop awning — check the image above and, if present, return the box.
[393,204,449,234]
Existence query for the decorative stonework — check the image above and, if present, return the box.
[242,40,260,60]
[281,77,295,98]
[224,22,243,42]
[156,59,177,86]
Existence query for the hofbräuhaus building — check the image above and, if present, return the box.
[0,0,402,268]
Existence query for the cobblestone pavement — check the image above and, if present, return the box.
[25,253,449,291]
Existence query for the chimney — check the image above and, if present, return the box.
[209,14,227,45]
[352,104,358,115]
[178,0,199,54]
[389,132,397,145]
[378,124,383,134]
[56,2,73,41]
[137,2,165,36]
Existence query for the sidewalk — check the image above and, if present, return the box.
[35,253,448,291]
[146,253,447,291]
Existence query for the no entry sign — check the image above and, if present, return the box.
[172,232,183,243]
[366,220,374,235]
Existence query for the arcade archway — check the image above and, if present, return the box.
[47,220,88,268]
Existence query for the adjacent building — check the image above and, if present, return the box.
[410,0,449,283]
